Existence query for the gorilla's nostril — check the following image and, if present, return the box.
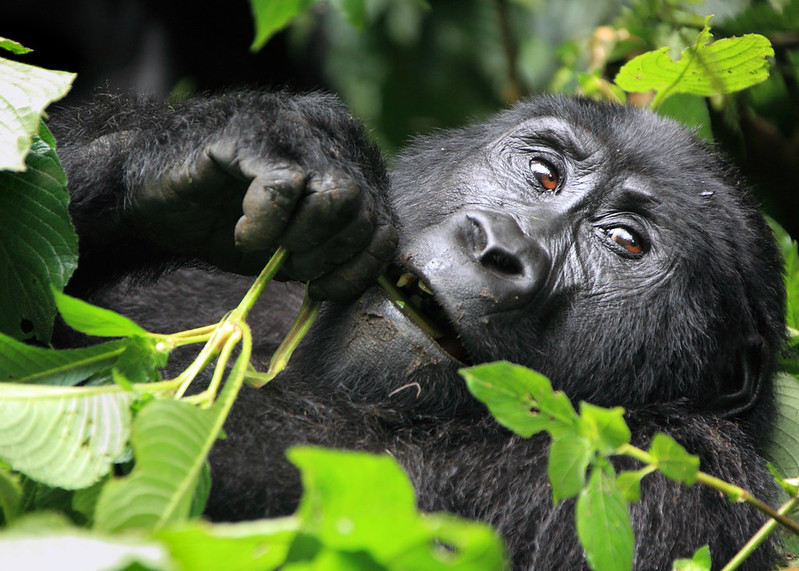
[481,248,524,276]
[466,214,488,252]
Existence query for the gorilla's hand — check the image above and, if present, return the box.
[59,91,396,300]
[135,137,396,300]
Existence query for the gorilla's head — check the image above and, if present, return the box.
[297,97,785,426]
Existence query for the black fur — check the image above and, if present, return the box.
[52,92,785,570]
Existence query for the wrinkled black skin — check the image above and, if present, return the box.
[52,92,786,570]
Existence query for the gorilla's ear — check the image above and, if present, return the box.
[712,336,768,418]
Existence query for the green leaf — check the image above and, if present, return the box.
[461,361,577,438]
[548,435,591,503]
[0,38,32,56]
[0,137,78,342]
[288,446,507,568]
[155,518,300,571]
[766,373,799,480]
[0,464,22,523]
[113,336,165,384]
[615,469,650,503]
[189,461,212,518]
[614,23,774,108]
[72,477,109,525]
[576,463,634,571]
[53,288,151,338]
[394,513,507,570]
[249,0,321,52]
[767,218,799,333]
[648,433,699,485]
[0,383,134,489]
[0,331,126,386]
[0,58,74,171]
[672,544,712,571]
[0,38,33,55]
[95,340,249,532]
[333,0,368,29]
[658,93,713,142]
[93,399,218,531]
[578,402,631,454]
[289,447,424,557]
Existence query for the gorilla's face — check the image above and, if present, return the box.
[303,97,781,415]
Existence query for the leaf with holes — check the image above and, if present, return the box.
[0,136,78,342]
[0,383,134,489]
[615,22,773,108]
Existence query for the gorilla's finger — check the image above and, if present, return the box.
[282,201,377,281]
[308,220,398,300]
[235,166,306,252]
[281,171,364,252]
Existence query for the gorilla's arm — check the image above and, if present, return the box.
[50,91,396,299]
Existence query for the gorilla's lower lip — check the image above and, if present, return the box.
[379,267,470,364]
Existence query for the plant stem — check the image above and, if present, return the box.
[618,443,799,536]
[721,494,799,571]
[232,247,288,320]
[246,289,321,388]
[377,274,443,339]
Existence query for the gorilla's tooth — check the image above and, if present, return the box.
[418,280,434,296]
[396,272,417,288]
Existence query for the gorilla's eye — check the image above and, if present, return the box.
[529,159,560,192]
[606,227,643,254]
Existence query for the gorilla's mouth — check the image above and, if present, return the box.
[381,267,471,364]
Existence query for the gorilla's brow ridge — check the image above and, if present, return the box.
[509,116,594,161]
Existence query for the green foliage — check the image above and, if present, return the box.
[287,447,506,568]
[0,38,32,56]
[647,433,699,485]
[94,399,232,531]
[0,135,78,342]
[615,20,773,108]
[249,0,321,51]
[0,57,74,171]
[672,544,712,571]
[576,461,634,571]
[0,383,133,489]
[53,287,152,338]
[768,373,799,483]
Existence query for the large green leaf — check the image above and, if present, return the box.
[0,136,78,342]
[461,361,577,438]
[288,446,507,568]
[0,383,134,489]
[575,462,634,571]
[0,57,74,171]
[0,331,125,386]
[155,518,300,571]
[93,398,219,531]
[615,24,773,108]
[767,372,799,479]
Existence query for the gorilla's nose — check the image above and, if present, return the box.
[460,209,551,307]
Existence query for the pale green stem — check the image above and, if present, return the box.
[377,274,443,339]
[246,290,321,388]
[721,494,799,571]
[182,325,242,407]
[617,443,799,536]
[232,247,288,320]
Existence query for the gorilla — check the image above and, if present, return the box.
[51,90,785,569]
